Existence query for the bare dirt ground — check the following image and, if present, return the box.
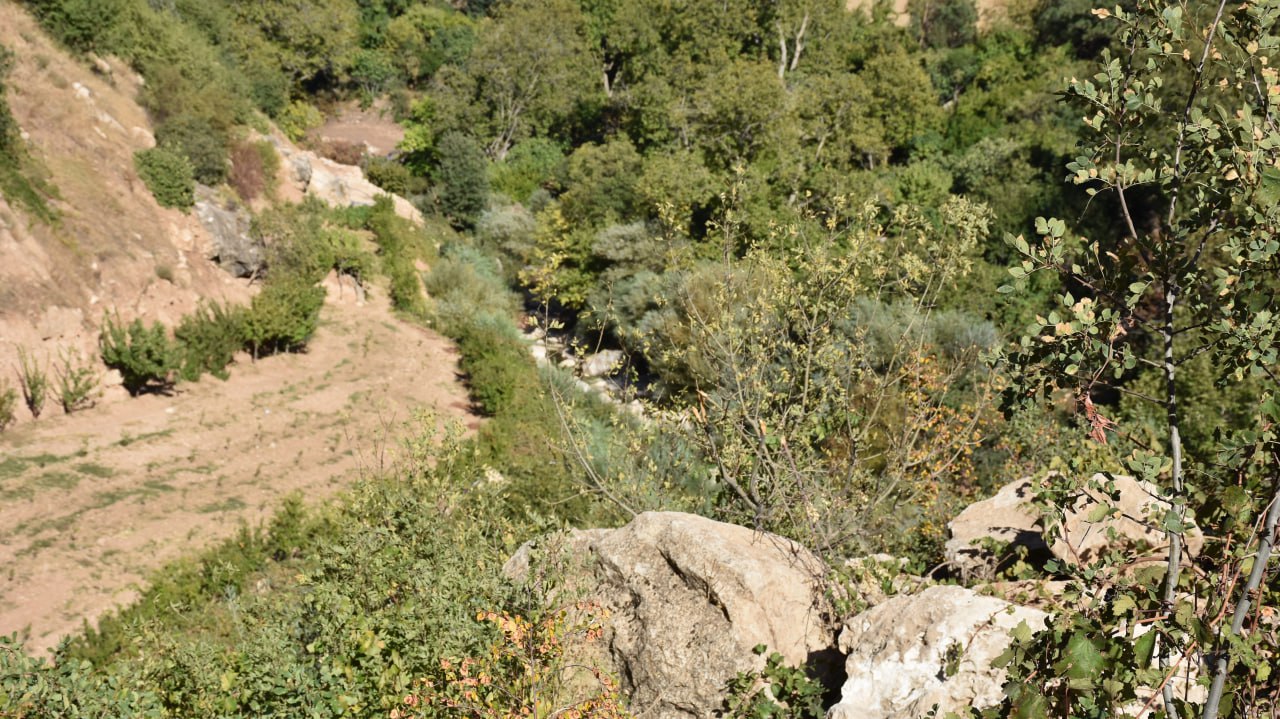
[0,284,477,655]
[317,102,406,157]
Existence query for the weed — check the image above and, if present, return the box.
[15,346,49,419]
[54,348,100,413]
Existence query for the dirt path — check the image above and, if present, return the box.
[0,284,476,655]
[317,103,405,156]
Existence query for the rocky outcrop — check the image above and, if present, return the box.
[194,186,262,278]
[945,474,1204,575]
[1050,473,1204,566]
[506,512,836,719]
[271,138,422,224]
[944,478,1047,577]
[827,585,1048,719]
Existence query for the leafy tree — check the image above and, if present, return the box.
[436,131,489,228]
[909,0,978,49]
[559,138,643,227]
[461,0,602,158]
[155,114,228,185]
[999,4,1280,717]
[385,4,476,85]
[230,0,360,88]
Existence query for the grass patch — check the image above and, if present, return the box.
[74,462,115,478]
[197,497,246,513]
[35,471,80,491]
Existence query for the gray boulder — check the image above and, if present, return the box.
[194,186,262,278]
[827,585,1048,719]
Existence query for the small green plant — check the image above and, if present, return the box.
[0,379,16,432]
[723,645,826,719]
[154,264,174,283]
[134,146,195,210]
[174,301,246,381]
[15,347,49,420]
[54,348,100,413]
[99,313,178,395]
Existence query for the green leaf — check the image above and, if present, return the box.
[1134,630,1156,667]
[1055,633,1107,688]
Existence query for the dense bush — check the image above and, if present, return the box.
[99,314,179,395]
[174,301,247,381]
[242,279,325,357]
[155,114,229,185]
[133,147,195,210]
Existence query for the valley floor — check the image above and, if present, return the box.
[0,281,476,654]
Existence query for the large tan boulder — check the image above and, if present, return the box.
[827,585,1048,719]
[1050,473,1204,566]
[946,474,1204,575]
[505,512,837,719]
[945,478,1046,577]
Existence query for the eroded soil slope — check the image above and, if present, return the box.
[0,286,476,655]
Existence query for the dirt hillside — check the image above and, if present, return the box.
[0,1,254,387]
[0,2,478,655]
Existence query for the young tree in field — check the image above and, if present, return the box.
[999,3,1280,717]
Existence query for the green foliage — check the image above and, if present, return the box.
[0,634,163,717]
[0,44,58,221]
[723,645,826,719]
[155,114,229,185]
[242,279,325,358]
[133,147,195,210]
[488,138,564,203]
[277,100,324,143]
[99,314,178,396]
[997,4,1280,718]
[0,380,16,432]
[910,0,978,49]
[54,349,100,413]
[364,195,430,315]
[174,301,247,381]
[435,130,489,228]
[26,0,129,53]
[15,347,49,420]
[363,156,416,196]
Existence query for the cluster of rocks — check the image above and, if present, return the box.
[524,326,644,415]
[507,473,1201,719]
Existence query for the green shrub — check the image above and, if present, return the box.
[454,317,533,417]
[99,313,179,395]
[54,349,100,413]
[156,114,228,185]
[488,137,564,203]
[0,380,16,432]
[242,279,325,358]
[277,100,323,142]
[435,131,488,228]
[134,147,195,210]
[364,156,415,196]
[175,301,247,381]
[15,347,49,419]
